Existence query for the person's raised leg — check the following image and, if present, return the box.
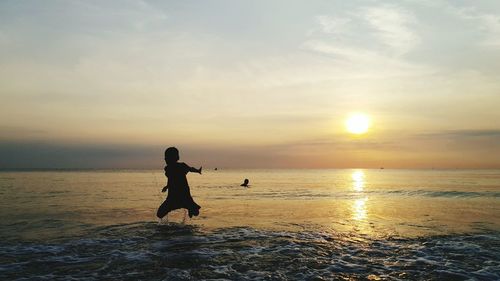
[156,200,171,218]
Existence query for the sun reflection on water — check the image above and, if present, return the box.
[351,170,368,222]
[353,197,368,221]
[352,170,364,192]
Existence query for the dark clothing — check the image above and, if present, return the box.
[156,162,201,218]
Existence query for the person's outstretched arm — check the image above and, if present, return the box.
[188,166,202,174]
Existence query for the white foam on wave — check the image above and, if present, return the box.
[1,223,499,280]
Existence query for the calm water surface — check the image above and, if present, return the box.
[1,169,499,280]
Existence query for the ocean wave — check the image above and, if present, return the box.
[1,222,499,280]
[204,189,500,201]
[370,190,500,198]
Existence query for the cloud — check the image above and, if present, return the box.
[0,141,161,169]
[308,5,419,57]
[459,13,500,46]
[0,141,300,169]
[301,4,428,82]
[302,40,378,61]
[300,39,432,79]
[0,126,47,137]
[418,129,500,139]
[443,3,500,47]
[412,129,500,154]
[2,128,500,169]
[266,137,401,152]
[360,5,419,55]
[314,15,351,35]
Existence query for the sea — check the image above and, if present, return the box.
[0,169,499,280]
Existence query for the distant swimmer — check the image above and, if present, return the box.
[240,178,249,187]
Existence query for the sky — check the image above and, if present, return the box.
[1,0,500,169]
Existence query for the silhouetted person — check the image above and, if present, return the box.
[240,178,249,187]
[156,147,202,219]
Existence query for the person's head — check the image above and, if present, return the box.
[164,147,180,164]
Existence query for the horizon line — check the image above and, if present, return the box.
[1,167,500,172]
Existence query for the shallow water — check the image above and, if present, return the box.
[1,169,499,280]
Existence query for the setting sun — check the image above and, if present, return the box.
[346,113,371,134]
